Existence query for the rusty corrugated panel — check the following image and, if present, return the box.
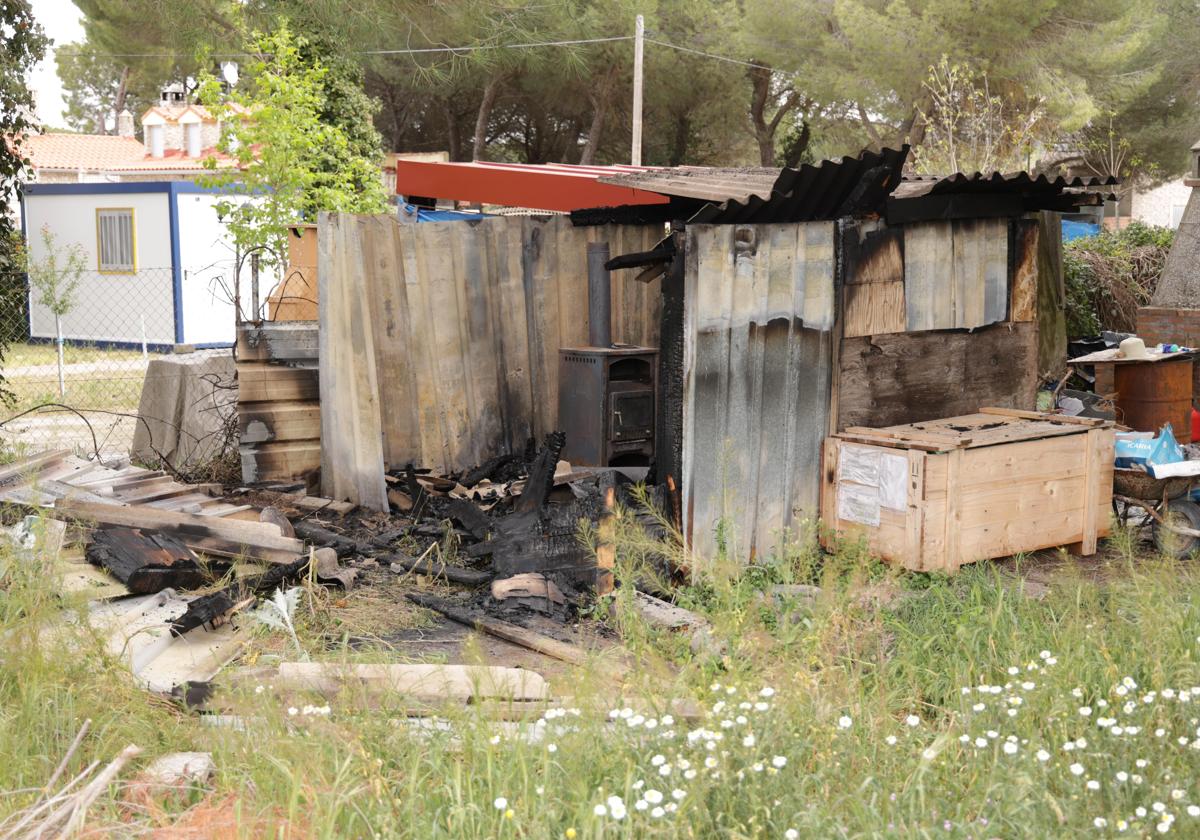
[682,222,836,563]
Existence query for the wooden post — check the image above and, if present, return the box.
[631,14,644,166]
[595,486,616,595]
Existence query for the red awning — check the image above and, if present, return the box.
[395,160,671,213]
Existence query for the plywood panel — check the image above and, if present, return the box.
[844,223,905,338]
[1011,218,1039,322]
[682,223,835,563]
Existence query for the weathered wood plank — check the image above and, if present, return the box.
[837,321,1039,431]
[318,214,388,510]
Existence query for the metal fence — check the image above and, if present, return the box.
[0,267,232,460]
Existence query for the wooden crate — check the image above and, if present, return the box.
[819,408,1115,572]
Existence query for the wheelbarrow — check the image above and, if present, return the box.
[1112,467,1200,558]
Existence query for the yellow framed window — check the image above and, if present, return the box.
[96,208,136,272]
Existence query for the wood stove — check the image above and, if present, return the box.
[559,347,657,466]
[557,242,657,467]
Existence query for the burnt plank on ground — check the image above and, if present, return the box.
[87,527,212,594]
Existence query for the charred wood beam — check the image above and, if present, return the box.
[291,519,364,557]
[445,498,492,541]
[86,527,214,594]
[460,454,520,488]
[604,243,675,272]
[513,432,565,515]
[387,552,492,585]
[169,554,310,636]
[407,591,626,675]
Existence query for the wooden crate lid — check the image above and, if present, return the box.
[835,407,1109,452]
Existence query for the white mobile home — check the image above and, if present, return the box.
[20,181,258,348]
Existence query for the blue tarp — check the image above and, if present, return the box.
[398,202,490,223]
[1062,219,1101,241]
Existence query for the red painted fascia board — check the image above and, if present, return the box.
[395,160,670,212]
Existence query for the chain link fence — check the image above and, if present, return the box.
[0,267,236,462]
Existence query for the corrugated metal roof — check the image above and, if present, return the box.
[596,147,910,225]
[597,166,782,204]
[894,171,1118,199]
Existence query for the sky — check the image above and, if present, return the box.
[28,0,86,129]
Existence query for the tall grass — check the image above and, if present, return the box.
[4,509,1200,837]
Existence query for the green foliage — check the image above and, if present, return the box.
[198,20,388,267]
[22,227,86,319]
[0,0,47,409]
[1064,222,1174,336]
[67,0,1200,175]
[911,57,1048,175]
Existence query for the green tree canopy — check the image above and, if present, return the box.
[198,20,388,268]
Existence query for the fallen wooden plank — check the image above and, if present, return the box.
[407,592,627,676]
[54,499,304,564]
[631,590,708,631]
[269,662,549,703]
[0,450,71,486]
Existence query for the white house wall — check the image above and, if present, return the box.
[1131,179,1192,229]
[23,190,176,345]
[174,191,259,345]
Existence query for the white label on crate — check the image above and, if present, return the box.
[879,452,909,511]
[837,483,880,527]
[838,445,881,486]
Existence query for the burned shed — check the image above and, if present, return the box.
[587,150,1115,559]
[321,151,1114,561]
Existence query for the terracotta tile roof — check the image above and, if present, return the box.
[25,133,240,174]
[25,133,147,171]
[104,147,239,172]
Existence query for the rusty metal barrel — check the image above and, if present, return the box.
[1114,356,1194,443]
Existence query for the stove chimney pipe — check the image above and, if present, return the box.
[587,241,612,348]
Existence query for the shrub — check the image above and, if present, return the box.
[1064,221,1174,337]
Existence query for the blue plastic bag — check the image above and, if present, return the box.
[1115,424,1184,469]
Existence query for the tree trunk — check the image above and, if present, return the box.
[472,74,504,161]
[444,102,462,162]
[748,64,803,167]
[579,66,618,165]
[54,313,65,398]
[749,65,776,166]
[669,116,690,166]
[114,66,130,115]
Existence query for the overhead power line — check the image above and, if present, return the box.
[644,37,766,70]
[49,33,769,68]
[48,35,635,60]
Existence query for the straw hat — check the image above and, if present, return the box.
[1118,336,1153,360]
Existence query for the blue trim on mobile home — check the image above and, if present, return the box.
[167,182,185,343]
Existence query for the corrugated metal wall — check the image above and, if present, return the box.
[681,223,836,562]
[321,214,662,476]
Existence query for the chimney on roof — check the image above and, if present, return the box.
[1190,138,1200,183]
[117,109,134,138]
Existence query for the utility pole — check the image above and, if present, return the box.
[631,13,644,166]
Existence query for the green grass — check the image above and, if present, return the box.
[4,509,1200,837]
[2,342,148,417]
[4,342,147,369]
